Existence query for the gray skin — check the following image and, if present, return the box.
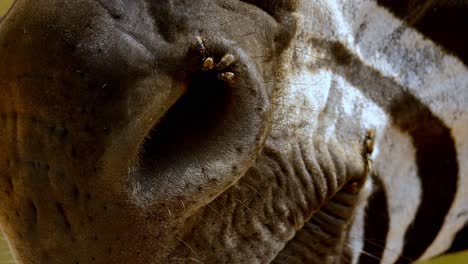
[0,0,369,263]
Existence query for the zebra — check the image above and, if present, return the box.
[0,0,466,263]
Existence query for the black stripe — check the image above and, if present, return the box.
[306,39,459,262]
[377,0,468,67]
[445,221,468,254]
[392,94,458,263]
[359,176,390,264]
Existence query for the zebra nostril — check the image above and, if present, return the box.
[129,39,271,208]
[139,63,233,165]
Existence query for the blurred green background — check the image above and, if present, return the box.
[0,0,13,17]
[0,0,466,263]
[0,235,14,264]
[1,0,15,262]
[0,0,16,260]
[1,2,16,264]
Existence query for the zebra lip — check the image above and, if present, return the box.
[130,47,271,207]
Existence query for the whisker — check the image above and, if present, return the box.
[361,238,415,263]
[241,181,267,202]
[206,204,227,221]
[234,198,255,215]
[345,242,382,262]
[220,16,243,26]
[170,257,205,264]
[237,32,256,38]
[346,234,416,263]
[290,47,331,62]
[180,200,186,213]
[188,257,205,264]
[176,237,201,259]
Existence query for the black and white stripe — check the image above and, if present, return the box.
[288,0,467,263]
[362,1,466,262]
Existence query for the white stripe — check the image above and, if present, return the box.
[292,0,467,262]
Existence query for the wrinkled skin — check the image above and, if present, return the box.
[0,0,387,263]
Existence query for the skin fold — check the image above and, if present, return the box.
[5,0,466,263]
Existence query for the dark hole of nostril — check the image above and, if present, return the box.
[138,69,233,169]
